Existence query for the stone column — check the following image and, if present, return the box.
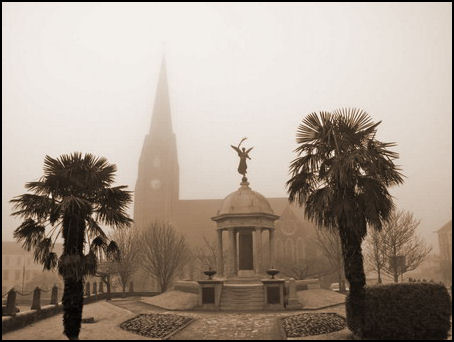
[253,229,257,272]
[233,230,238,276]
[228,229,235,277]
[255,227,263,274]
[216,229,224,277]
[269,229,275,268]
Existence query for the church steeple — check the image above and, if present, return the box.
[134,56,179,228]
[150,57,173,138]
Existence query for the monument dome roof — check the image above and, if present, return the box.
[217,181,274,215]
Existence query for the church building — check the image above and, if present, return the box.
[133,58,322,286]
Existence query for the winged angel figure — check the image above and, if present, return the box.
[230,137,253,176]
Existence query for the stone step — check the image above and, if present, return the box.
[220,282,265,311]
[222,295,263,299]
[224,279,263,284]
[220,305,264,311]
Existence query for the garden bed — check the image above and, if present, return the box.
[281,313,346,338]
[120,313,193,339]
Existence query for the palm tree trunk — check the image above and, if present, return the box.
[61,216,85,340]
[62,276,84,340]
[339,227,366,334]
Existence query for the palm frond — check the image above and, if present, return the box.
[288,108,404,235]
[106,240,121,262]
[86,217,107,240]
[43,252,58,270]
[90,235,108,253]
[10,194,55,220]
[82,251,98,276]
[60,195,92,216]
[13,219,46,251]
[286,170,318,205]
[33,237,52,264]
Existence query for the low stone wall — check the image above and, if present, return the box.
[173,281,200,294]
[2,291,158,334]
[2,304,63,333]
[295,279,320,291]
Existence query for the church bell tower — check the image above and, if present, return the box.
[134,58,179,228]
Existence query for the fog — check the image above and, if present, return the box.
[2,3,452,251]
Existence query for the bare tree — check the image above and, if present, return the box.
[275,255,332,280]
[314,229,346,292]
[138,221,189,293]
[364,228,387,284]
[380,210,432,282]
[193,236,217,275]
[110,227,139,293]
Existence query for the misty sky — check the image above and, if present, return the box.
[2,3,452,251]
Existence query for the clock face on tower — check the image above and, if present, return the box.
[150,179,161,190]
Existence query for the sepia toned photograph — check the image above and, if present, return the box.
[2,2,452,340]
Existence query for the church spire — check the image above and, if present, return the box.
[134,56,179,228]
[150,56,173,138]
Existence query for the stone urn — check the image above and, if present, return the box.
[203,267,216,280]
[266,268,279,279]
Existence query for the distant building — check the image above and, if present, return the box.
[436,220,452,284]
[133,58,323,290]
[2,241,62,292]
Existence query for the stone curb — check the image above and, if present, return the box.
[286,328,352,340]
[301,302,345,311]
[279,312,348,340]
[162,317,196,340]
[119,313,196,340]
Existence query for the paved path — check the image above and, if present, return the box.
[3,297,450,340]
[2,297,350,340]
[2,300,149,340]
[109,298,348,340]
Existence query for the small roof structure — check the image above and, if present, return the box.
[211,179,279,230]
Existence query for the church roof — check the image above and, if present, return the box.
[171,196,315,247]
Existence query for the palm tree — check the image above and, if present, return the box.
[10,152,133,340]
[287,109,403,331]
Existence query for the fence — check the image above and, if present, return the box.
[2,281,158,334]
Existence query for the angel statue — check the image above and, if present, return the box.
[231,137,253,177]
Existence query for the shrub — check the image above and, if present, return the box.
[346,282,452,340]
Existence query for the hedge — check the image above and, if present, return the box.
[346,282,452,340]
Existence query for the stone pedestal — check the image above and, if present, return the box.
[261,279,285,310]
[31,287,41,311]
[197,280,223,310]
[5,289,17,316]
[286,278,302,310]
[50,285,59,305]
